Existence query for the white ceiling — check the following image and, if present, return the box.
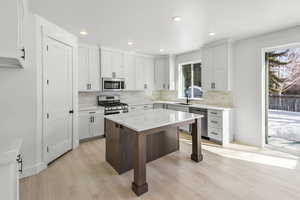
[29,0,300,55]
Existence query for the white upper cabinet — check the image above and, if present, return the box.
[144,57,155,90]
[202,40,232,91]
[78,46,89,91]
[154,55,175,90]
[101,49,124,78]
[135,56,145,90]
[101,48,155,91]
[136,56,155,91]
[0,0,28,68]
[124,54,136,90]
[78,44,100,92]
[88,46,101,91]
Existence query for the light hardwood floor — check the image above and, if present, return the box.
[20,135,300,200]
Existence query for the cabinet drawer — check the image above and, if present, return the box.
[208,127,222,141]
[153,103,165,109]
[208,110,222,118]
[208,116,222,129]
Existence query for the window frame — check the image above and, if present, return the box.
[178,60,202,100]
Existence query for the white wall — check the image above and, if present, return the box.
[233,26,300,147]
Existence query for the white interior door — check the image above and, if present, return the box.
[44,36,73,164]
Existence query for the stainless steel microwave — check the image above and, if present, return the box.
[102,78,125,91]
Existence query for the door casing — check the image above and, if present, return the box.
[262,42,300,147]
[41,25,76,165]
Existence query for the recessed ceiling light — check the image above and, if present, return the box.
[160,49,164,52]
[80,30,88,36]
[128,41,133,46]
[209,32,216,36]
[172,16,182,22]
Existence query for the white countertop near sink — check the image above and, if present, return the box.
[105,109,203,132]
[0,139,22,165]
[153,101,232,111]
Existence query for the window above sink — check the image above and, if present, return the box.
[178,61,203,99]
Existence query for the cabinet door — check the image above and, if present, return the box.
[79,112,92,140]
[154,58,164,90]
[93,111,105,137]
[17,0,26,50]
[0,0,27,66]
[124,54,136,90]
[144,57,155,90]
[163,58,170,90]
[201,47,214,90]
[101,50,113,78]
[89,47,100,91]
[155,57,170,90]
[78,46,90,91]
[112,51,124,78]
[213,44,229,91]
[135,56,145,90]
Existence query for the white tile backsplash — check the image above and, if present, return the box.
[79,90,233,108]
[79,90,161,107]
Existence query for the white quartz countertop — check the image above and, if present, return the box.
[154,101,232,111]
[105,109,203,132]
[0,139,22,165]
[79,105,104,112]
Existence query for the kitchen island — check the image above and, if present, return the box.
[105,109,203,196]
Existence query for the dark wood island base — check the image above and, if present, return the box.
[105,115,203,196]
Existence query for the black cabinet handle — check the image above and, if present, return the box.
[16,154,23,174]
[21,48,25,60]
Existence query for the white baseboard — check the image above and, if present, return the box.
[20,162,47,179]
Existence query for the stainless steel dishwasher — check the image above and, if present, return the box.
[189,107,208,139]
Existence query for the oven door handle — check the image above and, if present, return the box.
[105,111,121,115]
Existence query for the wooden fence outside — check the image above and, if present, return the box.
[269,95,300,112]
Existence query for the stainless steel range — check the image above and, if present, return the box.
[97,95,128,115]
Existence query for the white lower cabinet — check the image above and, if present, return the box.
[79,110,104,141]
[0,162,19,200]
[0,140,22,200]
[153,103,166,109]
[207,109,232,145]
